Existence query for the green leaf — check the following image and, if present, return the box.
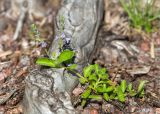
[96,85,114,93]
[98,73,108,80]
[99,80,109,84]
[104,86,114,93]
[81,88,91,99]
[83,65,94,78]
[137,80,148,94]
[81,99,87,107]
[36,58,59,67]
[79,77,87,84]
[117,86,125,102]
[120,80,127,93]
[106,80,116,86]
[138,89,145,97]
[88,95,102,100]
[129,90,137,97]
[67,64,77,70]
[103,93,110,101]
[110,93,117,100]
[101,68,107,74]
[127,83,133,92]
[57,50,75,63]
[94,64,99,74]
[89,81,97,91]
[97,67,108,79]
[96,86,104,93]
[88,74,97,81]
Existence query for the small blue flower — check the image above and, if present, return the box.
[55,35,59,40]
[61,32,66,39]
[65,38,71,44]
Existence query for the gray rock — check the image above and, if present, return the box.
[23,69,78,114]
[49,0,103,67]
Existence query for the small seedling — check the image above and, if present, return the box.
[120,0,160,33]
[29,24,47,47]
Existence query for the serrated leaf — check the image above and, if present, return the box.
[81,88,91,99]
[88,95,102,100]
[137,80,148,94]
[36,58,59,67]
[83,65,94,78]
[120,80,127,93]
[117,86,125,102]
[103,93,109,101]
[57,50,74,63]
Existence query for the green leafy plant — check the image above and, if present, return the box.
[36,49,77,69]
[35,35,147,108]
[34,15,147,108]
[36,54,147,106]
[36,49,147,107]
[79,64,147,106]
[120,0,160,33]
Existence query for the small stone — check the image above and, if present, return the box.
[72,87,83,96]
